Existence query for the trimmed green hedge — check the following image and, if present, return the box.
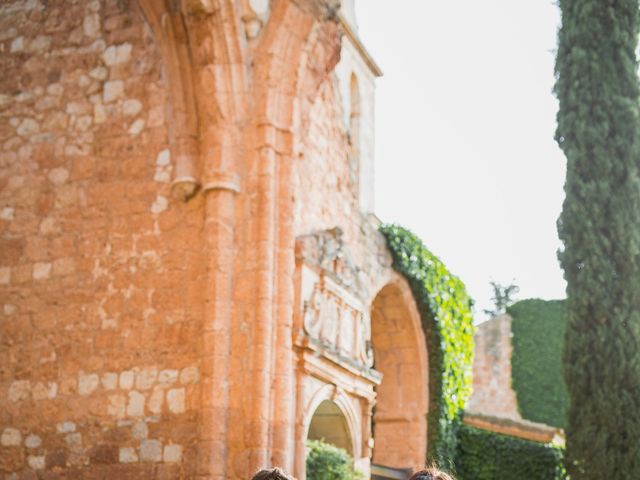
[380,224,475,467]
[508,299,568,428]
[306,439,363,480]
[456,425,567,480]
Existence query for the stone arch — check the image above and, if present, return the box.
[304,385,360,460]
[370,275,429,469]
[307,400,354,455]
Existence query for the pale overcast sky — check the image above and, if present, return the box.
[356,1,567,320]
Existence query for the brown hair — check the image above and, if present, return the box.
[250,468,294,480]
[409,467,455,480]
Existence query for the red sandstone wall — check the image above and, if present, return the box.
[294,76,359,237]
[0,0,391,477]
[293,71,377,277]
[467,314,521,420]
[0,1,205,477]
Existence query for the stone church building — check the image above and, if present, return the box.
[0,1,430,478]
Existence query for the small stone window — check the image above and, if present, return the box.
[349,73,360,191]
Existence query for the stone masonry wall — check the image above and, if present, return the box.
[467,314,521,420]
[0,1,205,477]
[294,77,358,240]
[334,36,376,214]
[292,52,386,306]
[0,0,387,477]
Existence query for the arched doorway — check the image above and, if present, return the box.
[307,399,354,455]
[370,277,429,470]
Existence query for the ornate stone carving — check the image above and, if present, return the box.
[296,228,373,369]
[240,0,270,40]
[297,227,363,293]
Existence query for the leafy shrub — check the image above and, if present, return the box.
[508,299,568,428]
[455,425,567,480]
[306,439,363,480]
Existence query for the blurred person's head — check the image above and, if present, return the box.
[250,467,294,480]
[408,467,455,480]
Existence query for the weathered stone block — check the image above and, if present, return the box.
[139,439,162,463]
[83,14,101,38]
[89,66,109,81]
[131,421,148,440]
[27,455,45,470]
[65,433,82,447]
[0,207,14,221]
[31,382,57,400]
[29,35,52,53]
[107,394,126,419]
[156,149,170,166]
[163,444,182,463]
[8,380,31,402]
[148,387,164,414]
[166,388,185,414]
[3,304,17,315]
[98,373,115,391]
[150,195,168,214]
[52,257,76,277]
[10,36,24,52]
[56,422,76,434]
[126,391,145,417]
[16,118,39,137]
[102,44,132,66]
[179,366,200,385]
[123,99,142,116]
[118,447,138,464]
[48,168,70,186]
[119,371,134,390]
[103,81,124,103]
[78,373,99,396]
[89,444,119,465]
[0,267,10,285]
[135,367,157,390]
[1,428,22,446]
[128,118,145,136]
[32,262,51,281]
[25,434,42,449]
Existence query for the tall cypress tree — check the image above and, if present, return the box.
[555,1,640,477]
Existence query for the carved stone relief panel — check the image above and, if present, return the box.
[295,228,374,370]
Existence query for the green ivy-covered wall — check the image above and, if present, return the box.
[508,299,568,428]
[456,424,567,480]
[380,224,475,467]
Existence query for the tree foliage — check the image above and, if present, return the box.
[306,440,363,480]
[555,0,640,476]
[483,281,519,318]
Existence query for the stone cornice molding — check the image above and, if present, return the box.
[463,411,565,445]
[338,13,383,77]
